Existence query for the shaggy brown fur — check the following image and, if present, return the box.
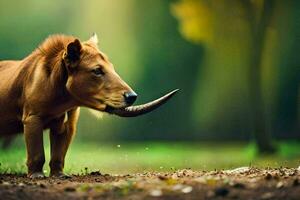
[0,34,135,178]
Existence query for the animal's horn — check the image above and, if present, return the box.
[107,89,179,117]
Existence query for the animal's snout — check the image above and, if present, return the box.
[124,91,138,105]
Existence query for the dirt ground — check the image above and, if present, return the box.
[0,167,300,200]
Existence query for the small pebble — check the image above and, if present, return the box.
[276,181,284,188]
[90,171,101,176]
[149,189,162,197]
[261,192,274,199]
[172,184,184,191]
[18,183,25,187]
[181,186,193,193]
[158,175,168,180]
[265,173,272,180]
[225,167,250,174]
[232,182,246,189]
[39,183,46,188]
[214,187,229,197]
[64,187,76,192]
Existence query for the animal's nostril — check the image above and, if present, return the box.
[124,91,138,105]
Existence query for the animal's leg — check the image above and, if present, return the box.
[49,108,79,177]
[23,115,45,178]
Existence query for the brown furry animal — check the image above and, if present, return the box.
[0,34,177,178]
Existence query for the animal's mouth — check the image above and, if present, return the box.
[103,89,179,117]
[104,105,121,113]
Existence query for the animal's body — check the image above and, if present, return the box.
[0,34,177,178]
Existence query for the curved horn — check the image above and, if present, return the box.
[107,89,179,117]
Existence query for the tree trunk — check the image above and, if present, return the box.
[248,0,276,153]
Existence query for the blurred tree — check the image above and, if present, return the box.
[172,0,281,153]
[240,0,276,153]
[274,1,300,139]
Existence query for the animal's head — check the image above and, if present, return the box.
[63,34,178,117]
[63,34,137,112]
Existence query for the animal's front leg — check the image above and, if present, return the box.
[23,115,45,178]
[49,108,79,177]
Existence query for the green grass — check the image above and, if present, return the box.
[0,138,299,175]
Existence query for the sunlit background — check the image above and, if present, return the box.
[0,0,299,174]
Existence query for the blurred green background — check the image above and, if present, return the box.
[0,0,299,174]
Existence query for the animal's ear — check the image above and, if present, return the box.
[88,33,98,44]
[63,39,82,62]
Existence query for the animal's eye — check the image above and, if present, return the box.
[92,67,105,76]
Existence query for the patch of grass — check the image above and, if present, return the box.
[0,138,299,175]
